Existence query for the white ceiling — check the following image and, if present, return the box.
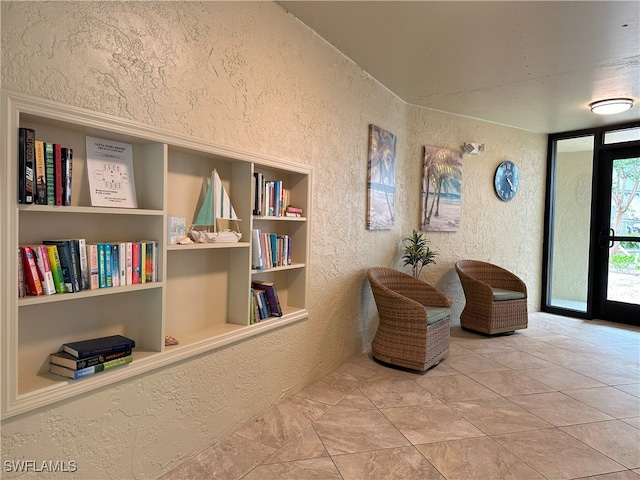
[277,1,640,134]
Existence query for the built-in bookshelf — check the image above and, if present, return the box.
[1,91,311,418]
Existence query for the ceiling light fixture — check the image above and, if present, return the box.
[590,98,633,115]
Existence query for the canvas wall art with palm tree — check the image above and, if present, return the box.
[422,145,463,232]
[367,124,396,230]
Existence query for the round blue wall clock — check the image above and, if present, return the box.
[494,160,519,201]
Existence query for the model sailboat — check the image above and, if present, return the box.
[188,169,242,243]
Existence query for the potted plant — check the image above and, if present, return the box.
[402,229,437,278]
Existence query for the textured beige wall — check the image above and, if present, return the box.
[1,2,546,478]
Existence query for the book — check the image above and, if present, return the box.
[61,147,73,206]
[131,242,141,284]
[125,242,133,285]
[66,239,83,291]
[45,244,66,293]
[44,142,55,205]
[49,354,133,379]
[50,348,132,370]
[118,242,127,286]
[104,243,113,287]
[21,246,43,296]
[18,248,25,298]
[97,243,107,288]
[251,229,264,270]
[86,243,100,290]
[62,334,135,359]
[253,288,270,320]
[33,244,56,295]
[252,280,283,317]
[43,240,80,293]
[250,288,256,324]
[77,238,90,290]
[86,136,137,208]
[139,240,157,282]
[54,143,63,206]
[18,127,35,204]
[34,140,47,204]
[111,243,120,287]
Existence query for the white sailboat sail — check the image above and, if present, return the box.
[188,169,242,243]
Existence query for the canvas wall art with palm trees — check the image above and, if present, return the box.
[422,145,463,232]
[366,124,396,230]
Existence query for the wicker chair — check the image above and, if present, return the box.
[367,267,452,371]
[455,260,528,335]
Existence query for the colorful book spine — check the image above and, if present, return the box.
[252,281,283,317]
[54,143,63,206]
[125,242,133,285]
[131,242,140,284]
[18,127,35,204]
[77,238,89,290]
[104,243,112,288]
[50,348,132,370]
[139,242,146,284]
[21,246,43,296]
[111,243,120,287]
[34,140,46,205]
[18,248,26,298]
[44,142,55,206]
[45,244,66,293]
[49,355,133,379]
[34,244,56,295]
[97,243,107,288]
[87,243,99,290]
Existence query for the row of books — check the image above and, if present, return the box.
[49,334,135,380]
[19,239,158,297]
[251,230,292,271]
[251,281,283,323]
[252,173,304,217]
[18,127,73,206]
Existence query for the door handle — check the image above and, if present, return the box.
[609,228,615,248]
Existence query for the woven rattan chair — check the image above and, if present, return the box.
[455,260,528,335]
[367,267,452,371]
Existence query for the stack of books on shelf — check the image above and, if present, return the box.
[253,174,303,217]
[251,230,292,271]
[284,205,303,217]
[18,127,73,206]
[251,281,283,323]
[49,334,135,380]
[18,239,158,298]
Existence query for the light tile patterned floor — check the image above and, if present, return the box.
[161,312,640,480]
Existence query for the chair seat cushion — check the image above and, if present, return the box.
[492,288,526,301]
[424,306,451,325]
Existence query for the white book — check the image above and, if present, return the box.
[33,245,56,295]
[77,238,89,290]
[119,242,126,283]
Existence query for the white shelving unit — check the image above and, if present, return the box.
[1,91,311,419]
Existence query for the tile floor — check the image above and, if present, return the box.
[161,312,640,480]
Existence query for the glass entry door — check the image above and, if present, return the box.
[595,148,640,324]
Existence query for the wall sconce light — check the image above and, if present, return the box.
[463,143,485,155]
[590,98,633,115]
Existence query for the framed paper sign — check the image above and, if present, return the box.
[366,125,396,230]
[86,136,137,208]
